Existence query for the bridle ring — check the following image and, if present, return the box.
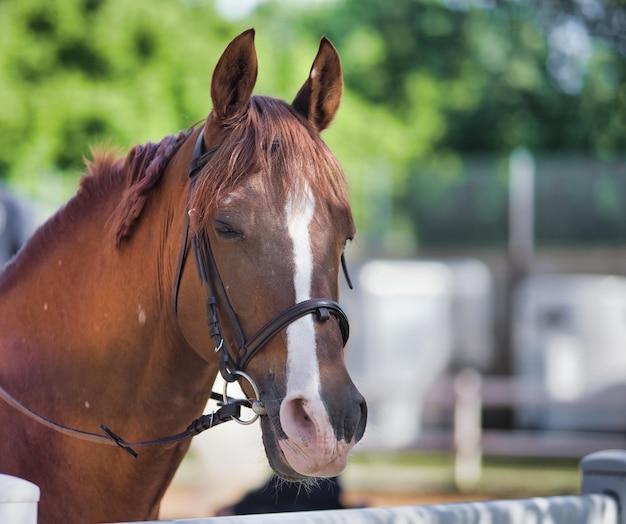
[222,370,266,425]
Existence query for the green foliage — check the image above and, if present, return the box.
[300,0,626,157]
[294,0,626,249]
[0,0,235,189]
[1,0,625,249]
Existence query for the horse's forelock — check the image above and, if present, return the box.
[189,96,350,232]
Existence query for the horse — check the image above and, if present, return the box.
[0,29,367,523]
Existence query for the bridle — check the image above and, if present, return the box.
[172,128,351,387]
[0,126,352,457]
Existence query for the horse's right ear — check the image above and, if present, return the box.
[210,28,258,124]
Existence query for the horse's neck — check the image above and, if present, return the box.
[0,170,216,436]
[0,174,220,521]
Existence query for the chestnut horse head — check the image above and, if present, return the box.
[176,28,367,480]
[0,29,366,522]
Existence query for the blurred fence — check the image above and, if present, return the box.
[0,184,34,267]
[421,369,626,489]
[8,451,626,524]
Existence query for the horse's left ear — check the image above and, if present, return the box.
[292,36,343,132]
[211,28,258,124]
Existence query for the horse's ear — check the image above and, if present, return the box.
[210,28,258,123]
[292,36,343,132]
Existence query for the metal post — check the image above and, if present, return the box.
[581,449,626,524]
[509,147,535,276]
[454,368,483,490]
[503,147,535,374]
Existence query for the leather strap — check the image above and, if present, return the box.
[239,299,349,371]
[0,383,242,458]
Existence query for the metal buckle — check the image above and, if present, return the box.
[222,370,267,425]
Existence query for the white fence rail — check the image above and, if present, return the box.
[4,450,626,524]
[126,494,617,524]
[126,494,616,524]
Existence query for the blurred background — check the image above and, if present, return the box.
[1,0,626,518]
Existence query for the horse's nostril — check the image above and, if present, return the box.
[280,391,367,445]
[343,394,367,442]
[280,395,318,444]
[355,398,368,442]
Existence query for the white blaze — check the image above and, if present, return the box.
[285,189,319,397]
[279,187,352,477]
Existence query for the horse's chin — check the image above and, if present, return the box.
[260,416,309,481]
[277,438,350,477]
[259,410,352,481]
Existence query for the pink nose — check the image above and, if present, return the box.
[277,391,366,477]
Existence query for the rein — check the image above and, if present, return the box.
[0,386,247,458]
[0,127,352,458]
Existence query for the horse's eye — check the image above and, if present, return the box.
[214,221,243,240]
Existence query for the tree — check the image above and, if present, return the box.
[0,0,236,189]
[292,0,626,249]
[2,0,625,249]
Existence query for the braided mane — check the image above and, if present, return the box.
[82,128,195,245]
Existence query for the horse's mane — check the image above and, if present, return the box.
[21,128,194,252]
[189,96,351,232]
[82,128,195,246]
[0,128,193,287]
